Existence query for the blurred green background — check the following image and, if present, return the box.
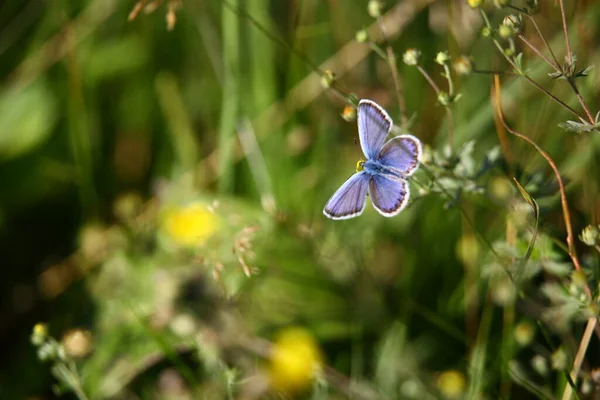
[1,0,600,399]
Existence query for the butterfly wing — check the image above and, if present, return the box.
[358,99,392,160]
[323,171,370,220]
[377,135,422,176]
[368,174,409,217]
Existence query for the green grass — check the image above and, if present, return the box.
[1,0,600,399]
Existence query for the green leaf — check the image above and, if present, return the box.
[0,81,58,160]
[513,178,540,283]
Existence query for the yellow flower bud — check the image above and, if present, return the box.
[341,105,357,122]
[320,70,336,88]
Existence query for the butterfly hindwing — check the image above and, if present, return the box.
[368,174,409,217]
[377,135,422,176]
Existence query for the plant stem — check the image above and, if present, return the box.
[522,75,587,123]
[416,65,453,148]
[518,34,561,73]
[480,9,588,123]
[567,78,595,123]
[443,64,454,96]
[525,15,561,68]
[217,0,241,193]
[558,0,573,66]
[376,17,408,128]
[561,317,597,400]
[416,65,440,93]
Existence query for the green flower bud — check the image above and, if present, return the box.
[437,91,452,107]
[531,355,548,377]
[514,321,535,346]
[504,47,515,57]
[368,0,384,18]
[498,24,515,39]
[551,347,567,371]
[355,29,369,43]
[402,48,421,66]
[435,51,450,65]
[503,15,522,33]
[579,225,599,246]
[480,26,492,38]
[320,70,336,88]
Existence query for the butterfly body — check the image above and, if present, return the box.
[363,158,403,180]
[323,99,422,220]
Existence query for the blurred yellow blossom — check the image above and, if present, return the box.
[437,369,466,399]
[62,329,93,358]
[163,203,220,246]
[268,327,323,394]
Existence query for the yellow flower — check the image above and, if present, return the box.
[163,203,220,246]
[268,327,323,394]
[437,369,466,399]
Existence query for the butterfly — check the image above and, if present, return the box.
[323,99,422,219]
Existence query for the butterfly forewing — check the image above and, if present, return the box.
[368,175,409,217]
[377,135,422,176]
[357,99,392,160]
[323,171,370,219]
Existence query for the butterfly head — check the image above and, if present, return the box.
[355,159,366,172]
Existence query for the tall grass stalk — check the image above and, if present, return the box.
[217,0,240,193]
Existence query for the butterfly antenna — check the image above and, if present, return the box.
[354,137,361,156]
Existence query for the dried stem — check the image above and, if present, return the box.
[561,317,597,400]
[521,75,587,123]
[493,75,582,274]
[518,34,561,73]
[494,78,600,387]
[525,14,561,68]
[558,0,573,66]
[387,47,408,128]
[416,65,440,93]
[522,14,595,124]
[566,79,595,124]
[479,9,588,124]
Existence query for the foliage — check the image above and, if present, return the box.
[0,0,599,399]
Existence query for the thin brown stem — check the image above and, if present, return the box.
[445,107,454,149]
[493,75,583,274]
[479,9,587,124]
[525,15,561,68]
[561,317,597,400]
[386,46,408,128]
[558,0,573,66]
[417,65,440,93]
[522,75,587,123]
[567,78,595,123]
[376,17,408,128]
[518,34,561,73]
[473,68,517,76]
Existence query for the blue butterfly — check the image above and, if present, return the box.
[323,99,422,219]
